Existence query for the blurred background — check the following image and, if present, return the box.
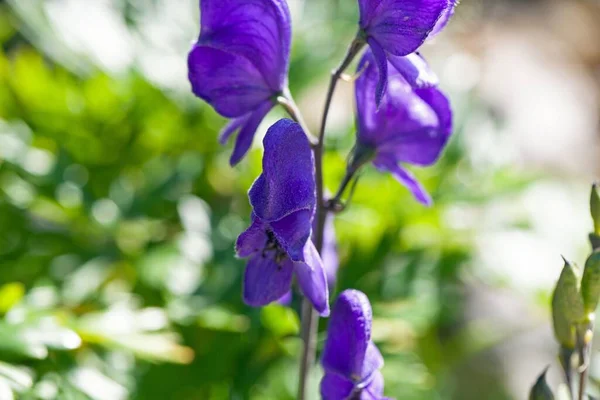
[0,0,599,399]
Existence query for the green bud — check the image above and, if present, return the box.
[529,368,554,400]
[591,183,600,236]
[582,250,600,315]
[551,258,585,348]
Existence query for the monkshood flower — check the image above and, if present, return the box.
[321,290,390,400]
[188,0,291,165]
[351,49,452,205]
[278,214,339,305]
[235,119,329,316]
[358,0,457,104]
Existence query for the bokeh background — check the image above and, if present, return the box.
[0,0,599,399]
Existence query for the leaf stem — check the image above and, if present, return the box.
[297,36,365,400]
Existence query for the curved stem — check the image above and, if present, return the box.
[297,36,365,400]
[277,90,318,145]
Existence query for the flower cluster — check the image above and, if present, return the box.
[188,0,456,398]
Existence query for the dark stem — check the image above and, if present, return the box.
[297,36,365,400]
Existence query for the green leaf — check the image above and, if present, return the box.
[591,183,600,236]
[552,258,585,349]
[582,250,600,315]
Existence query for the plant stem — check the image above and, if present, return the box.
[297,36,365,400]
[277,89,317,145]
[578,324,593,400]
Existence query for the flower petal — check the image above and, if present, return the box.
[320,373,354,400]
[243,255,294,306]
[199,0,291,91]
[363,0,449,56]
[270,209,313,262]
[319,214,339,290]
[229,101,273,165]
[188,45,271,118]
[356,51,440,148]
[248,119,315,221]
[429,0,457,38]
[322,289,382,381]
[277,290,292,305]
[219,114,249,145]
[361,370,388,400]
[367,38,388,108]
[235,214,267,258]
[374,158,432,206]
[386,52,438,89]
[294,241,330,316]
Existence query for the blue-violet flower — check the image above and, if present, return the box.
[321,289,390,400]
[188,0,291,165]
[236,119,329,316]
[358,0,457,104]
[352,49,452,205]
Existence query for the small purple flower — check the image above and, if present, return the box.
[277,214,339,305]
[236,119,329,316]
[188,0,291,165]
[321,290,390,400]
[358,0,457,104]
[353,49,452,205]
[321,214,340,289]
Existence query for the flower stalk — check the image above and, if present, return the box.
[297,36,365,400]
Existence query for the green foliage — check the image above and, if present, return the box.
[582,250,600,315]
[551,259,584,349]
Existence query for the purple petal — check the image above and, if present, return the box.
[429,0,457,38]
[219,114,249,145]
[321,289,383,381]
[243,255,294,306]
[235,214,267,258]
[417,86,452,138]
[367,38,388,108]
[188,45,272,118]
[320,373,354,400]
[386,52,438,89]
[361,370,388,400]
[229,101,273,165]
[361,0,449,56]
[277,290,292,305]
[320,214,339,289]
[270,209,313,262]
[199,0,291,91]
[294,240,330,316]
[248,119,315,222]
[374,158,432,205]
[356,51,441,149]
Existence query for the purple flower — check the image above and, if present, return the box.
[352,49,452,206]
[235,119,329,316]
[277,214,339,305]
[188,0,291,165]
[321,214,340,289]
[321,290,390,400]
[358,0,457,104]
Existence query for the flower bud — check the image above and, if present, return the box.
[529,368,554,400]
[551,258,585,349]
[582,250,600,315]
[591,183,600,236]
